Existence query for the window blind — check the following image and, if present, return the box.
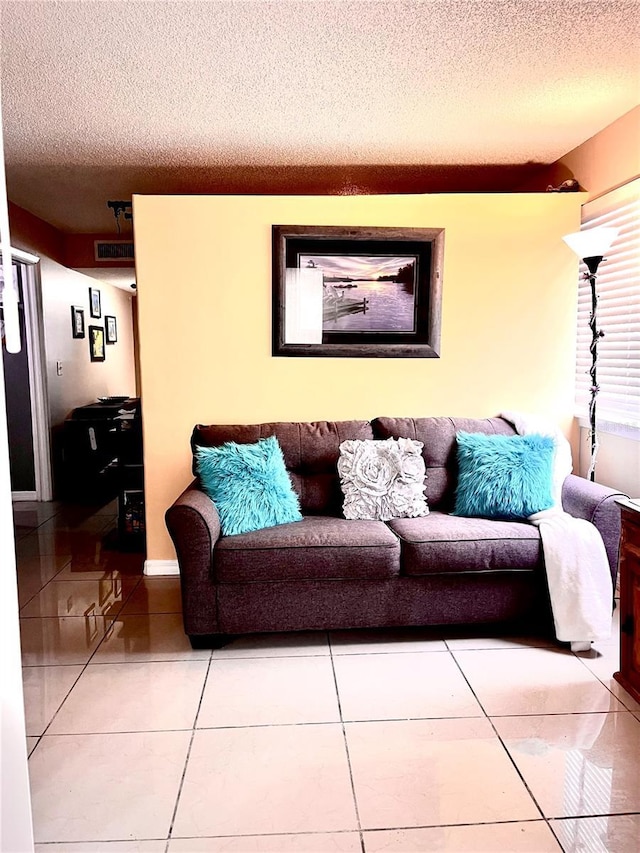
[575,179,640,429]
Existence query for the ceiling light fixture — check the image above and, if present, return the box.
[107,200,132,234]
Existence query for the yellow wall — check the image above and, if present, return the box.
[133,193,583,560]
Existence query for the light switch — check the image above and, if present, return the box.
[56,361,63,376]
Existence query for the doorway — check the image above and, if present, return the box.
[1,252,52,501]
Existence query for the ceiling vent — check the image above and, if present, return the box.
[94,240,135,262]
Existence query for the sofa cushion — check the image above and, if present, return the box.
[195,436,303,536]
[453,431,555,520]
[371,416,516,510]
[337,437,428,521]
[215,515,400,582]
[192,420,373,515]
[387,511,541,575]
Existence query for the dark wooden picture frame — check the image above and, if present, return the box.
[273,225,444,358]
[71,305,85,338]
[105,315,117,344]
[89,286,101,318]
[89,325,105,361]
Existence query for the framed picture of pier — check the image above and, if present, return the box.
[272,225,444,358]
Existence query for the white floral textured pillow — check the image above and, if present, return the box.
[337,438,429,521]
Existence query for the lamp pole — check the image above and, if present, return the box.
[562,226,619,484]
[584,255,604,482]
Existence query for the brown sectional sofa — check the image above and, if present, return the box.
[165,417,626,647]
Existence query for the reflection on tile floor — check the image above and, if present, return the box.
[494,712,640,818]
[15,500,640,850]
[347,717,540,828]
[550,814,640,853]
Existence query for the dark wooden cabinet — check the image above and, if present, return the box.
[614,498,640,704]
[63,398,144,550]
[62,401,123,502]
[115,404,145,550]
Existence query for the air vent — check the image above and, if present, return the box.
[94,240,134,262]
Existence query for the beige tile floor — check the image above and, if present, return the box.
[14,500,640,853]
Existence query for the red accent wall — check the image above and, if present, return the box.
[9,202,65,263]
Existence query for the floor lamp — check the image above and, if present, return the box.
[562,225,619,481]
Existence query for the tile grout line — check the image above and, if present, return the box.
[572,647,640,713]
[547,818,569,853]
[18,576,141,620]
[546,811,640,853]
[32,664,91,741]
[15,505,122,611]
[327,631,366,853]
[23,561,127,742]
[165,814,640,848]
[166,651,214,848]
[33,572,144,741]
[30,707,640,739]
[32,836,167,848]
[15,549,73,612]
[448,648,554,830]
[33,645,209,741]
[37,815,640,849]
[24,525,143,742]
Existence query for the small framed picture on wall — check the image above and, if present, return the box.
[71,306,85,338]
[89,287,101,318]
[105,315,117,344]
[89,326,106,362]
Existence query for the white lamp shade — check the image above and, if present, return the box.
[562,226,619,260]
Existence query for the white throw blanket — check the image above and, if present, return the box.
[501,411,613,648]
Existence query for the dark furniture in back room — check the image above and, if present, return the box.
[116,402,145,550]
[62,399,126,503]
[62,397,145,550]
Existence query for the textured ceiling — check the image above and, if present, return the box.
[1,0,639,233]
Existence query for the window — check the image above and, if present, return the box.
[575,179,640,431]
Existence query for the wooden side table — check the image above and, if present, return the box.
[613,497,640,704]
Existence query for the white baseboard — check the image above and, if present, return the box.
[144,559,179,576]
[12,491,37,502]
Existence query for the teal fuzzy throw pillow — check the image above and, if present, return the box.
[195,436,303,536]
[453,432,555,520]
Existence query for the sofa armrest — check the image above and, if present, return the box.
[562,473,628,579]
[165,480,221,635]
